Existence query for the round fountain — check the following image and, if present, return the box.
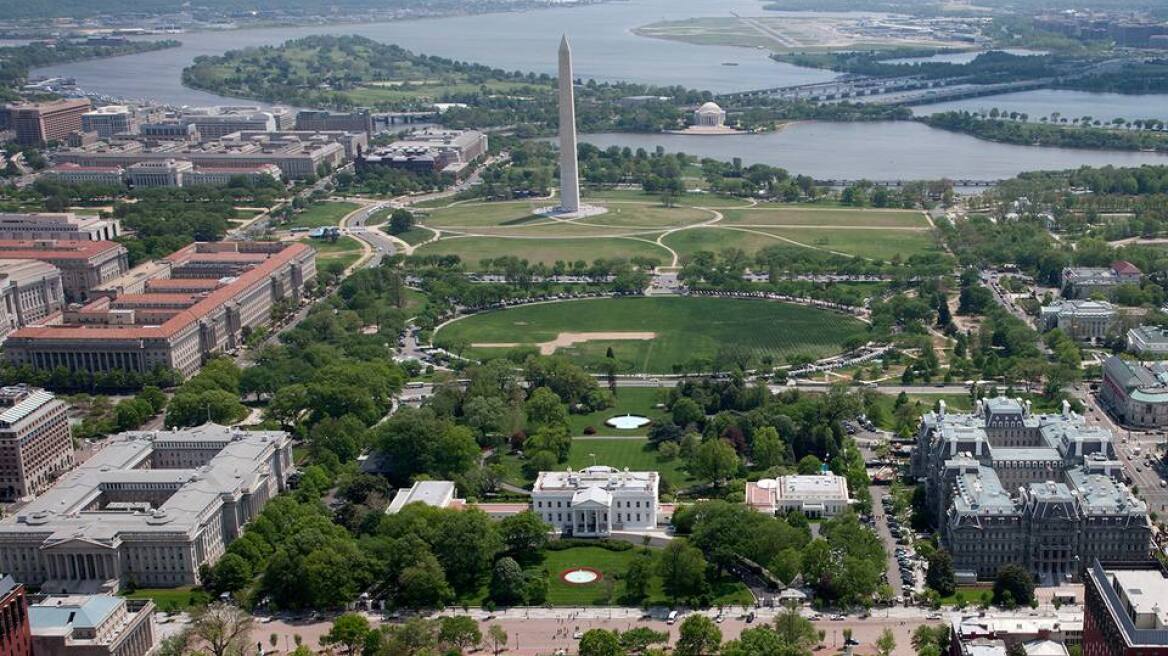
[604,414,651,430]
[560,567,602,585]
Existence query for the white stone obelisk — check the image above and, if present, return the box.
[558,34,581,214]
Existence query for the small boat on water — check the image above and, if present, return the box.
[722,62,739,66]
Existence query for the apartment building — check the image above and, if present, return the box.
[0,386,74,502]
[0,241,128,302]
[0,260,64,340]
[4,242,316,378]
[1083,561,1168,656]
[0,424,292,591]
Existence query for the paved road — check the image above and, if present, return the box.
[342,201,402,267]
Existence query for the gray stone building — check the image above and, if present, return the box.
[1100,356,1168,428]
[913,397,1150,582]
[0,423,292,592]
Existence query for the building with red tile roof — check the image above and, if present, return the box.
[4,242,315,378]
[0,240,127,302]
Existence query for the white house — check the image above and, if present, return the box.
[532,466,659,536]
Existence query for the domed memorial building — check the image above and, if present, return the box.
[693,101,727,128]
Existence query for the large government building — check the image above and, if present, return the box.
[1100,356,1168,429]
[4,241,315,378]
[0,424,292,592]
[913,397,1150,582]
[532,466,659,537]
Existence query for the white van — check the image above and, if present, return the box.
[667,611,679,625]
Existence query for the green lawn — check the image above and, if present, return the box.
[422,201,547,228]
[542,546,753,607]
[720,207,929,228]
[301,235,364,269]
[567,439,693,490]
[286,202,360,229]
[392,227,434,246]
[123,586,210,611]
[664,225,940,262]
[939,584,994,607]
[760,227,941,261]
[436,296,867,373]
[414,236,671,268]
[568,387,670,436]
[455,545,753,608]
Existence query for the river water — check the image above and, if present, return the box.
[34,0,1168,179]
[910,88,1168,124]
[35,0,835,104]
[580,122,1168,180]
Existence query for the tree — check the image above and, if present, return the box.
[751,426,784,469]
[671,397,704,427]
[191,603,253,656]
[769,547,802,586]
[438,616,482,653]
[925,549,957,597]
[876,628,896,656]
[624,553,654,602]
[620,627,668,654]
[796,454,823,475]
[498,511,550,559]
[656,541,708,603]
[773,604,819,653]
[388,208,415,235]
[489,557,527,606]
[993,564,1035,607]
[324,614,370,655]
[398,552,455,609]
[579,629,627,656]
[209,553,252,594]
[675,615,722,656]
[487,624,508,656]
[689,439,739,486]
[525,386,568,429]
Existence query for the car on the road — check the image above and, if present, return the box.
[926,612,943,620]
[831,615,846,621]
[810,613,823,621]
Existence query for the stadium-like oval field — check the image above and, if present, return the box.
[433,296,867,373]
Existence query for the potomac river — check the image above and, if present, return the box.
[35,0,1168,180]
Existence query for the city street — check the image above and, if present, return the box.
[231,606,941,656]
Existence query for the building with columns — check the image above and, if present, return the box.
[532,466,659,536]
[0,423,292,593]
[913,397,1150,583]
[0,260,65,341]
[3,242,316,378]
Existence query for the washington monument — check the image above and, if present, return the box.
[558,34,581,213]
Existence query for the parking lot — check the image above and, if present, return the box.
[869,486,924,604]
